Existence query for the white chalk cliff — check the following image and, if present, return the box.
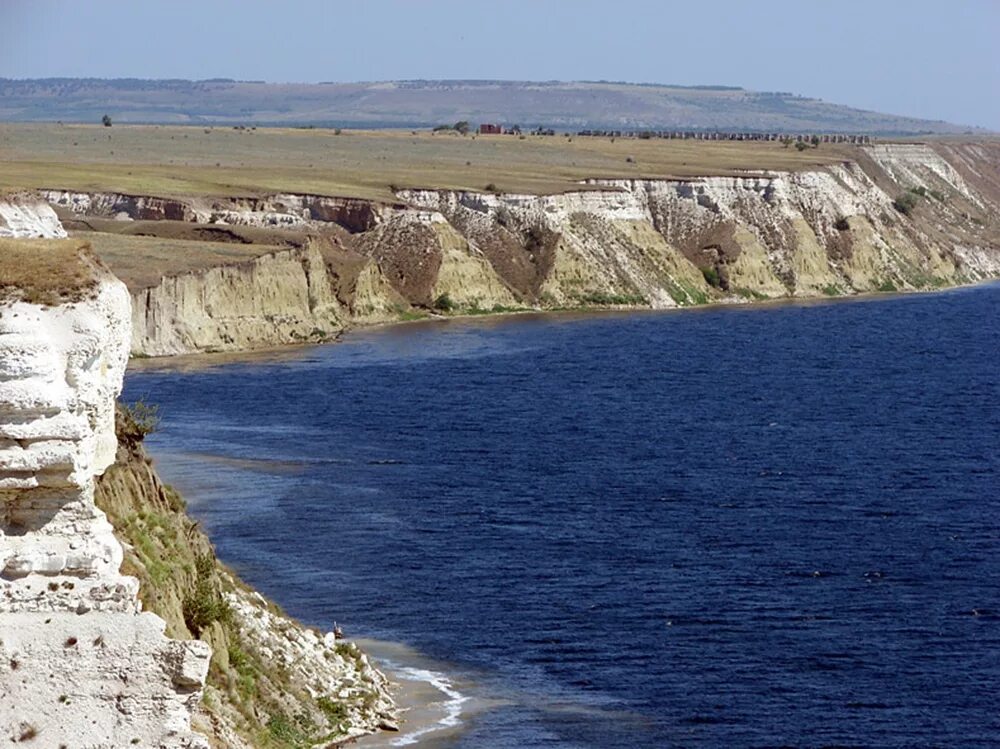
[35,142,1000,360]
[0,232,210,746]
[0,192,67,239]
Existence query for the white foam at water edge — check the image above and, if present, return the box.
[391,666,469,746]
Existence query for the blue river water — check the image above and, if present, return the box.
[125,286,1000,748]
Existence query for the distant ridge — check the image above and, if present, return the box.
[0,78,981,134]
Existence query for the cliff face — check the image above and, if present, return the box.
[43,142,1000,357]
[0,227,397,747]
[0,192,66,239]
[399,143,999,307]
[95,419,396,749]
[0,239,211,747]
[44,190,383,233]
[132,244,345,357]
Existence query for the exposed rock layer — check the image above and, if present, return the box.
[95,418,396,748]
[43,142,1000,356]
[131,244,345,357]
[0,240,210,747]
[0,192,66,238]
[0,229,397,747]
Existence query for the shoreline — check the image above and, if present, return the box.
[127,278,1000,373]
[349,639,489,748]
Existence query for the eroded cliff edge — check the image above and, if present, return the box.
[42,141,1000,357]
[0,234,395,747]
[0,237,210,747]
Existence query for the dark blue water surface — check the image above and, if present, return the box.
[125,286,1000,748]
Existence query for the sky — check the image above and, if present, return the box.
[1,0,997,129]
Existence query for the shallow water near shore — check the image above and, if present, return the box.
[126,284,1000,747]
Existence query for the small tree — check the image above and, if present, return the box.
[101,114,112,127]
[454,120,470,135]
[795,141,810,151]
[810,135,821,148]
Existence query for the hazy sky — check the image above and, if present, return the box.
[1,0,997,129]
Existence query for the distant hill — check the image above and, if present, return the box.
[0,78,980,135]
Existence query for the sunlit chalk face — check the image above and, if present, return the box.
[0,299,119,490]
[0,284,131,582]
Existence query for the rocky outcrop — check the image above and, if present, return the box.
[399,143,1000,305]
[0,192,66,238]
[0,231,397,746]
[0,239,210,748]
[95,417,396,748]
[354,209,518,309]
[43,190,386,233]
[43,142,1000,357]
[131,244,346,356]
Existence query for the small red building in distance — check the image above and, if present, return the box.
[479,123,503,134]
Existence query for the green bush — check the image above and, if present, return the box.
[182,554,230,636]
[893,192,920,216]
[700,266,722,288]
[118,400,159,442]
[433,293,456,312]
[265,712,308,745]
[317,696,349,724]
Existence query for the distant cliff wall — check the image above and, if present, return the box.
[131,244,345,356]
[42,142,1000,357]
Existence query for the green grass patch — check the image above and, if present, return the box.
[734,288,769,300]
[396,309,428,321]
[576,291,648,306]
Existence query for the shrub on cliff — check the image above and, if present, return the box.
[117,400,159,443]
[182,554,231,636]
[701,266,722,288]
[433,293,456,312]
[893,192,920,216]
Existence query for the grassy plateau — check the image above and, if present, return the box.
[0,123,853,202]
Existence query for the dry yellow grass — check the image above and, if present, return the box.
[77,231,286,289]
[0,123,854,202]
[0,237,102,304]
